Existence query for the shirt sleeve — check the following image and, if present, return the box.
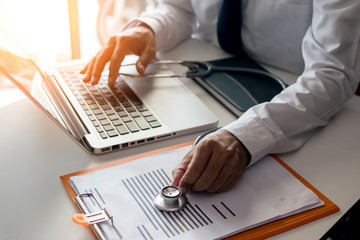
[223,0,360,165]
[137,0,197,51]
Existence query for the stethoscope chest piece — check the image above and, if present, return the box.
[153,186,188,212]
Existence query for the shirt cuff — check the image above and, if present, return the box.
[221,107,276,166]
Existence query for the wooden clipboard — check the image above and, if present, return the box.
[60,141,339,240]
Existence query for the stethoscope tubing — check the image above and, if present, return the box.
[118,60,287,90]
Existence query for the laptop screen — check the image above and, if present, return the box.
[0,29,46,98]
[0,28,71,131]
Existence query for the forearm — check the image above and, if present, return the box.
[223,0,360,165]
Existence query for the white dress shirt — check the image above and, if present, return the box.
[139,0,360,165]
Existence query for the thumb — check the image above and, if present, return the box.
[136,48,155,75]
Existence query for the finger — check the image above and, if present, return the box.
[205,156,243,193]
[82,57,96,83]
[90,60,105,85]
[84,59,100,84]
[191,148,226,192]
[171,168,185,187]
[89,39,117,85]
[80,62,89,74]
[207,142,248,193]
[216,169,245,192]
[90,51,113,85]
[90,50,112,85]
[136,46,156,75]
[171,151,193,188]
[178,143,212,193]
[108,44,126,85]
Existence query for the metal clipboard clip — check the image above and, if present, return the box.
[72,193,124,240]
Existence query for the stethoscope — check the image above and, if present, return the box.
[145,60,285,212]
[119,60,287,90]
[153,129,220,212]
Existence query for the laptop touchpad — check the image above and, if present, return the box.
[124,76,218,131]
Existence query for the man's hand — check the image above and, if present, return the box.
[81,21,156,85]
[172,129,250,194]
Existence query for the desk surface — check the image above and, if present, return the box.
[1,38,360,240]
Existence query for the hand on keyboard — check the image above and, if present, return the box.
[81,20,156,86]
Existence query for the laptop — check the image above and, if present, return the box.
[0,29,218,154]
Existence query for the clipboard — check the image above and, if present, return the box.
[60,141,339,240]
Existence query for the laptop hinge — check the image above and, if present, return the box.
[43,74,90,149]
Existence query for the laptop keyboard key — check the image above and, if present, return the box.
[85,99,95,105]
[130,111,140,118]
[109,101,120,107]
[149,120,162,128]
[85,110,93,116]
[121,116,132,122]
[134,117,150,130]
[141,110,152,117]
[92,120,100,127]
[116,125,129,135]
[75,94,82,100]
[121,101,132,108]
[89,104,99,110]
[93,109,103,115]
[145,115,156,122]
[136,104,148,112]
[113,106,123,112]
[104,109,115,115]
[104,125,115,131]
[107,130,118,137]
[112,119,122,126]
[126,106,136,112]
[96,113,107,120]
[83,94,93,100]
[126,121,140,132]
[100,119,110,126]
[100,132,108,139]
[117,110,128,117]
[108,115,119,121]
[100,104,111,110]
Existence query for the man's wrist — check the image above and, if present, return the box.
[219,129,252,166]
[240,141,252,166]
[122,19,155,35]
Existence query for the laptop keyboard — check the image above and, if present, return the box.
[58,65,161,139]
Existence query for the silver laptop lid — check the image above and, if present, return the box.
[0,28,219,154]
[0,29,88,148]
[0,29,64,121]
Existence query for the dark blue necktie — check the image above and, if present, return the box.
[217,0,245,56]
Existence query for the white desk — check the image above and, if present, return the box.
[1,38,360,240]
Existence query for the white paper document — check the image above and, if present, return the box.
[70,146,323,240]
